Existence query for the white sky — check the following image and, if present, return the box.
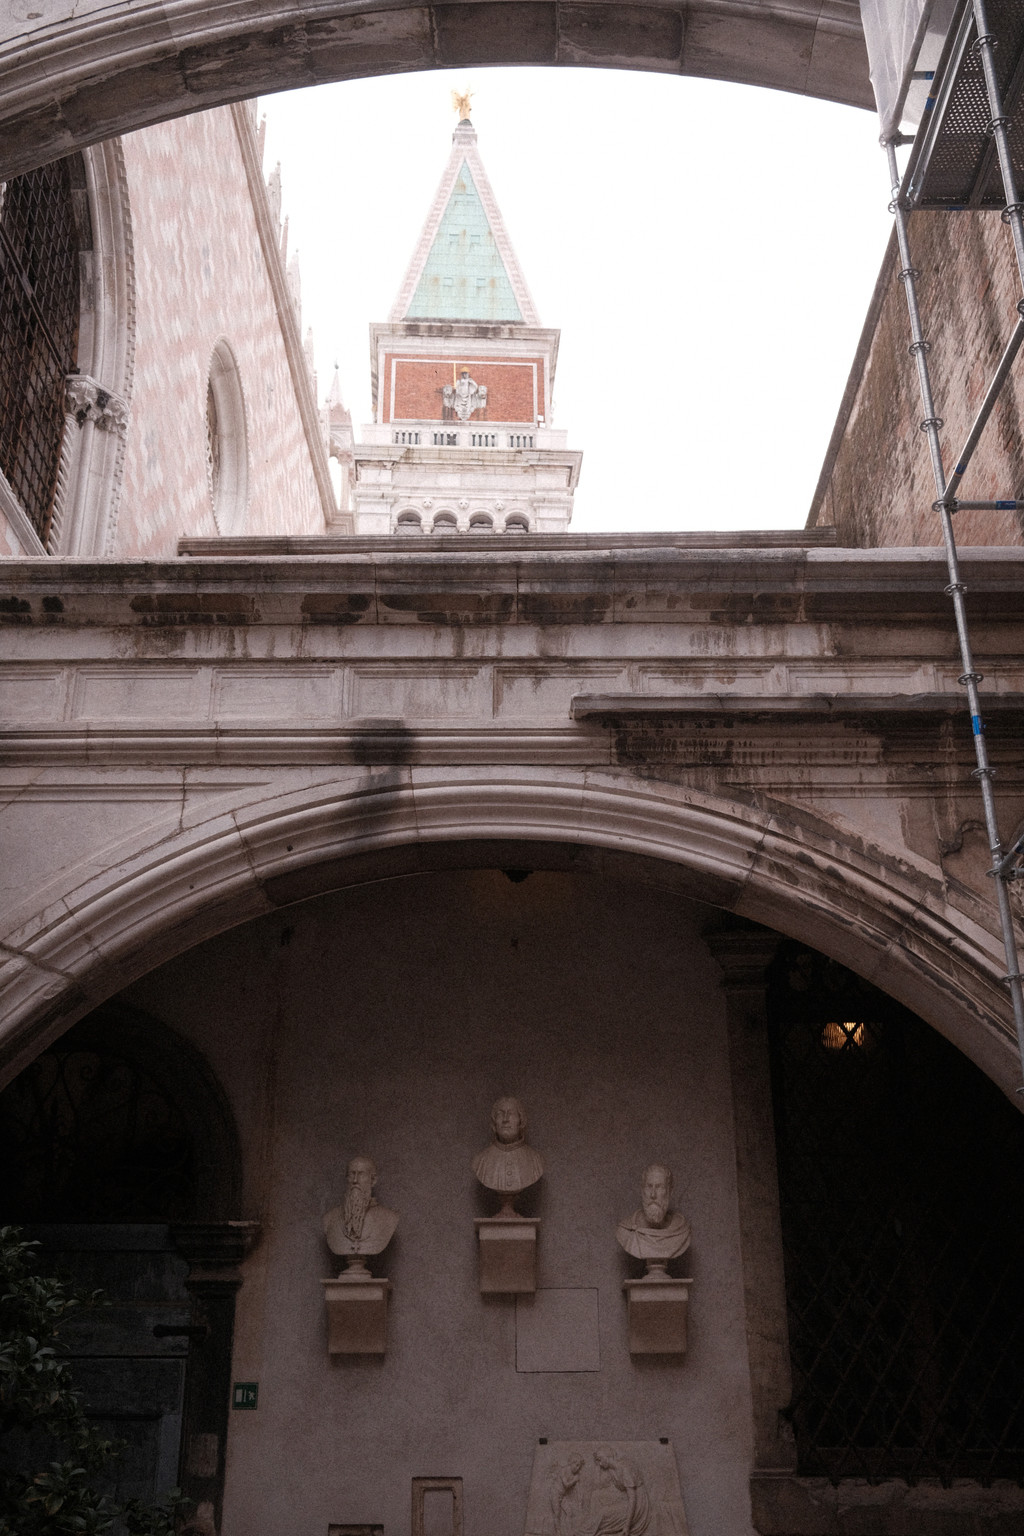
[261,68,894,533]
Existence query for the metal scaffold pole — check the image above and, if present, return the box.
[884,0,1024,1083]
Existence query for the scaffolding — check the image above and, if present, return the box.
[870,0,1024,1087]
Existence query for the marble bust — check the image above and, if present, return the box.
[323,1155,399,1269]
[616,1164,690,1271]
[472,1096,543,1214]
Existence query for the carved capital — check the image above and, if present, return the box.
[170,1220,262,1274]
[705,929,781,992]
[65,373,130,436]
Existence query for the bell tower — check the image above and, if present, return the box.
[352,105,582,535]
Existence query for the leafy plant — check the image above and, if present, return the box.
[0,1226,187,1536]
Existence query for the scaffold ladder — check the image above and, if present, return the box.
[885,0,1024,1087]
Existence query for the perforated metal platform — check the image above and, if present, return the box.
[904,0,1024,207]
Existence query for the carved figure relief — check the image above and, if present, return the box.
[323,1155,399,1268]
[443,370,487,422]
[615,1164,690,1273]
[472,1096,544,1215]
[549,1455,585,1535]
[525,1442,688,1536]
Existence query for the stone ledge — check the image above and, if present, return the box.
[571,693,1024,719]
[751,1473,1024,1535]
[178,530,839,554]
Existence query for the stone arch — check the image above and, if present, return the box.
[0,1,871,182]
[1,767,1018,1100]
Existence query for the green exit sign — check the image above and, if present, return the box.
[232,1382,258,1410]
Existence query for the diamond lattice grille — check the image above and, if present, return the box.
[767,947,1024,1484]
[0,158,80,549]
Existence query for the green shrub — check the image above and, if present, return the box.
[0,1226,186,1536]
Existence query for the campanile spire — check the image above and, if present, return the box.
[350,109,581,537]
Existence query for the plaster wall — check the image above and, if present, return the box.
[114,106,325,556]
[120,870,757,1536]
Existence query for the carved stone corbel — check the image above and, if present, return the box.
[65,373,130,436]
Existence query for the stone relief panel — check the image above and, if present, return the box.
[525,1442,689,1536]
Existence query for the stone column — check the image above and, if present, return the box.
[170,1222,260,1536]
[705,930,795,1477]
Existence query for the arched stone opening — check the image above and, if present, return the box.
[10,861,1011,1533]
[1,764,1020,1105]
[0,1,872,182]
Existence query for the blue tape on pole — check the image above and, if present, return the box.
[972,715,985,735]
[996,500,1017,510]
[955,463,967,475]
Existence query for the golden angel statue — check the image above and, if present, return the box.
[451,88,474,121]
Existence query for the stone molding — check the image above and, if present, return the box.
[66,374,131,435]
[0,467,45,555]
[57,137,136,557]
[0,766,1019,1099]
[0,0,870,184]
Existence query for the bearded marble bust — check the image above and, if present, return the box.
[472,1097,544,1211]
[323,1156,399,1265]
[616,1164,691,1270]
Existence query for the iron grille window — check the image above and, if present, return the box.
[0,158,82,549]
[767,944,1024,1485]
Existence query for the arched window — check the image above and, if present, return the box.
[431,511,457,532]
[0,1007,240,1223]
[469,513,493,533]
[766,944,1024,1484]
[205,339,248,534]
[0,157,83,550]
[396,510,423,532]
[504,515,529,533]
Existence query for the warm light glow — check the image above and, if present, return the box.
[822,1021,867,1051]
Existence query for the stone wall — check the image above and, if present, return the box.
[809,213,1024,548]
[115,106,326,557]
[119,870,759,1536]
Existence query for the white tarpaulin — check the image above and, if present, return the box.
[861,0,961,138]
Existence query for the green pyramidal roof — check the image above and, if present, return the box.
[406,161,523,323]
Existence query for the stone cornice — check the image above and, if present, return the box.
[3,547,1024,630]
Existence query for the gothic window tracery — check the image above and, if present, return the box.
[0,1009,240,1223]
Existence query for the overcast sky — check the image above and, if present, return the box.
[261,69,893,533]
